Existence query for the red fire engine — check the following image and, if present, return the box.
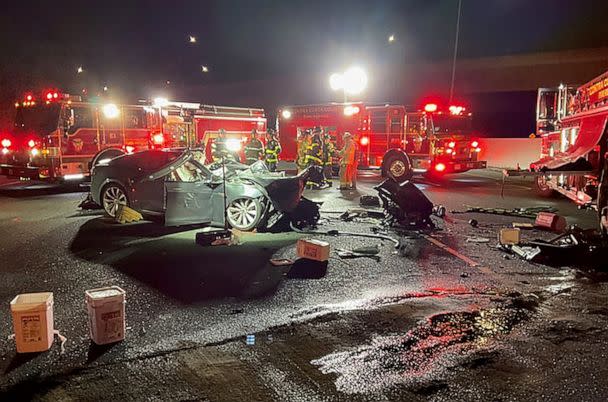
[277,101,485,180]
[0,91,266,181]
[506,68,608,229]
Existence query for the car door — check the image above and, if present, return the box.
[163,159,216,226]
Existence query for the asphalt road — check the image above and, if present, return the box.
[0,170,607,401]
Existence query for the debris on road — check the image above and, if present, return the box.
[297,238,330,262]
[375,179,434,228]
[499,228,521,245]
[534,212,567,232]
[456,205,558,219]
[359,195,380,207]
[512,222,534,229]
[195,229,233,246]
[466,236,490,243]
[336,245,381,261]
[115,205,143,224]
[78,193,102,210]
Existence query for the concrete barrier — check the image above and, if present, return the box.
[477,138,541,169]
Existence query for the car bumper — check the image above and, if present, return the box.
[442,160,487,173]
[0,164,40,179]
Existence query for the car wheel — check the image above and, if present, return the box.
[384,153,412,183]
[535,175,556,197]
[101,183,129,218]
[226,198,262,231]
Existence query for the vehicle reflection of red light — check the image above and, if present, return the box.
[125,145,135,154]
[435,163,446,172]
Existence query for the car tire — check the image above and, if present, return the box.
[534,175,556,197]
[101,183,129,218]
[226,197,263,231]
[383,153,412,183]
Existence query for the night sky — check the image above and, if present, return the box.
[1,0,608,104]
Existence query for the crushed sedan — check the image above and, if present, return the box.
[89,149,321,231]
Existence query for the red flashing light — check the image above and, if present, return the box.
[448,141,456,148]
[435,163,446,172]
[360,136,369,146]
[1,139,11,148]
[46,92,53,100]
[152,133,164,145]
[449,105,465,115]
[471,140,479,148]
[27,139,36,148]
[446,148,453,154]
[424,103,438,113]
[53,92,58,99]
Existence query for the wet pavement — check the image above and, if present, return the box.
[0,170,607,401]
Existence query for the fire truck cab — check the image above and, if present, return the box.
[0,92,266,181]
[278,101,485,182]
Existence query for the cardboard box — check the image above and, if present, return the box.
[297,239,330,262]
[499,228,521,245]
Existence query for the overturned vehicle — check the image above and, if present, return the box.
[89,149,321,231]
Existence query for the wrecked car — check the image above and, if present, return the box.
[90,149,321,231]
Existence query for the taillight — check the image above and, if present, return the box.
[435,163,446,172]
[1,138,11,148]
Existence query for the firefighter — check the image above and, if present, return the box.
[264,129,281,172]
[296,129,310,173]
[339,132,357,190]
[244,129,264,165]
[211,129,229,162]
[321,132,335,188]
[305,127,324,189]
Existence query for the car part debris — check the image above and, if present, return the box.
[78,193,102,210]
[297,239,330,262]
[290,223,400,248]
[195,229,232,246]
[466,236,490,243]
[456,205,558,219]
[509,245,542,261]
[432,205,446,218]
[375,178,434,228]
[336,248,381,261]
[499,228,521,245]
[359,195,381,207]
[534,212,567,232]
[512,222,534,229]
[468,219,479,228]
[115,205,143,224]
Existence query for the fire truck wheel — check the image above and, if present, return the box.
[101,183,130,218]
[534,175,556,197]
[384,154,412,183]
[226,197,263,231]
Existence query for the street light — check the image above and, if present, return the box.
[189,35,197,43]
[201,65,209,73]
[329,66,368,102]
[388,34,395,43]
[77,66,83,74]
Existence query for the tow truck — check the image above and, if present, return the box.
[504,69,608,230]
[277,101,486,182]
[0,91,266,181]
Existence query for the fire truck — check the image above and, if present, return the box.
[505,68,608,230]
[0,91,266,181]
[277,101,485,181]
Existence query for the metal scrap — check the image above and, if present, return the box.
[456,205,558,219]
